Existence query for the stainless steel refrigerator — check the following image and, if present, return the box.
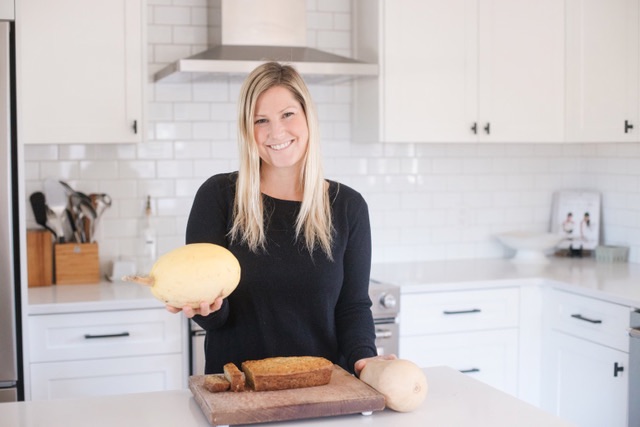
[0,0,21,403]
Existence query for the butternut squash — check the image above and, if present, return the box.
[124,243,241,309]
[359,359,428,412]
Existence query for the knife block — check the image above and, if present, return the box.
[27,229,54,287]
[54,242,100,284]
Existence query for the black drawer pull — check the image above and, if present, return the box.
[613,362,624,377]
[84,332,130,339]
[460,368,480,374]
[570,314,602,324]
[443,309,481,315]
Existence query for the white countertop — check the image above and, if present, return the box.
[27,257,640,315]
[371,256,640,307]
[0,366,572,427]
[27,280,161,315]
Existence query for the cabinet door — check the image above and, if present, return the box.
[565,0,639,142]
[401,329,519,396]
[478,0,564,143]
[541,331,629,427]
[18,0,144,144]
[30,354,183,400]
[380,0,478,143]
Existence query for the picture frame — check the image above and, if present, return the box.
[550,190,601,252]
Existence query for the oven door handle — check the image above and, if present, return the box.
[375,328,393,339]
[630,328,640,339]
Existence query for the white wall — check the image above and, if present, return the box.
[23,0,640,274]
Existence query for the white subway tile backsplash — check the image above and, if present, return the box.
[40,161,80,180]
[316,30,351,51]
[173,26,208,45]
[174,103,210,121]
[148,25,173,44]
[308,12,334,30]
[192,159,233,177]
[193,121,229,140]
[153,6,191,25]
[156,160,196,178]
[333,13,350,31]
[156,122,193,140]
[316,0,349,13]
[117,160,156,179]
[136,141,174,159]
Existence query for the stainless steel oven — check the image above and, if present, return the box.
[629,310,640,427]
[369,279,400,357]
[189,280,401,375]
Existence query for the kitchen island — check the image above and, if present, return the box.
[0,366,572,427]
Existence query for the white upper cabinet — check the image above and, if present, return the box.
[17,0,145,145]
[353,0,564,143]
[477,0,564,143]
[565,0,639,142]
[0,0,14,20]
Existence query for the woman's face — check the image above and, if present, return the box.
[253,85,309,173]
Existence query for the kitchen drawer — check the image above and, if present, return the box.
[400,329,519,396]
[548,289,631,352]
[400,287,520,336]
[28,308,183,362]
[29,354,183,400]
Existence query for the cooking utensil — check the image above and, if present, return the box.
[79,197,97,243]
[89,193,112,242]
[43,178,68,242]
[29,192,57,239]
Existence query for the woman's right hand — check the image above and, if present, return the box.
[165,297,224,318]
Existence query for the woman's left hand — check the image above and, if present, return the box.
[354,354,398,377]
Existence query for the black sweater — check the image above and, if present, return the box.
[186,172,377,374]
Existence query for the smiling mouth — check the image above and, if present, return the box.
[269,140,293,151]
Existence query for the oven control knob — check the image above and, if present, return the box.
[379,293,397,309]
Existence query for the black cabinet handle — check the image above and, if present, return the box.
[132,120,138,134]
[484,122,491,134]
[84,332,130,339]
[570,314,602,324]
[460,368,480,374]
[443,308,481,315]
[613,362,624,377]
[625,120,634,133]
[471,122,478,134]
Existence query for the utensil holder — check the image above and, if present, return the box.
[54,242,100,284]
[27,229,54,287]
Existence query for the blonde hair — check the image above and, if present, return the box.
[230,62,333,258]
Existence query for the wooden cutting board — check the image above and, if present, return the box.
[189,365,386,426]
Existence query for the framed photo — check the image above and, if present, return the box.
[551,190,601,251]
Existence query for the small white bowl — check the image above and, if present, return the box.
[496,231,563,264]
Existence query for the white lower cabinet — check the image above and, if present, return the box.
[542,331,629,427]
[399,287,520,396]
[541,289,631,427]
[30,354,183,400]
[401,329,518,394]
[28,308,186,400]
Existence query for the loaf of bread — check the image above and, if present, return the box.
[203,374,230,393]
[241,356,333,391]
[223,362,246,392]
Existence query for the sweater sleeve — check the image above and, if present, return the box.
[334,191,377,372]
[185,174,234,331]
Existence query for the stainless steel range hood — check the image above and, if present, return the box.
[153,0,377,82]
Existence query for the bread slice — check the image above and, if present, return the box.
[223,362,246,392]
[241,356,333,391]
[203,374,230,393]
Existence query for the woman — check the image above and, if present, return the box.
[170,62,391,376]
